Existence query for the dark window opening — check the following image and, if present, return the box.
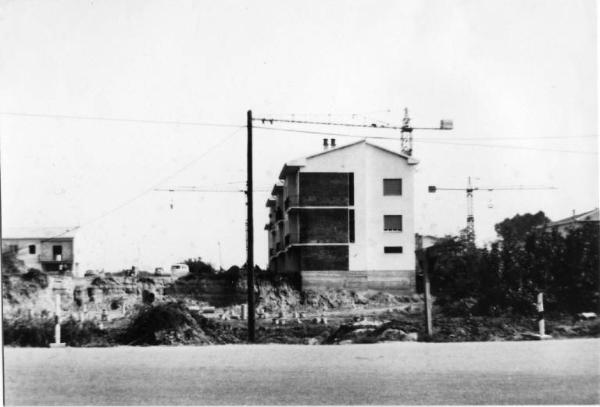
[300,246,349,271]
[53,245,62,257]
[299,172,351,206]
[348,173,354,205]
[349,209,355,243]
[384,246,403,253]
[8,244,18,253]
[28,245,36,254]
[384,215,403,231]
[383,179,402,195]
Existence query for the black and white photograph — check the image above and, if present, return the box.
[0,0,598,405]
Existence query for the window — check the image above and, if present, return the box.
[28,245,36,254]
[348,173,354,205]
[349,209,355,243]
[384,215,403,231]
[384,246,403,253]
[8,244,18,253]
[383,179,402,195]
[53,245,62,257]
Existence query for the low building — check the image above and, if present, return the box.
[2,227,77,274]
[265,138,418,294]
[544,208,599,237]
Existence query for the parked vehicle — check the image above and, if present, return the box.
[170,263,189,276]
[154,267,170,276]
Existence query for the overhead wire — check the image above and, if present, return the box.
[11,126,244,249]
[0,111,243,128]
[254,125,597,155]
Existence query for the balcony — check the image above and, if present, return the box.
[285,194,350,210]
[283,231,350,246]
[39,254,73,263]
[275,208,284,222]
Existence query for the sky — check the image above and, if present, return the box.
[0,0,597,272]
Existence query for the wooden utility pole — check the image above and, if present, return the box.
[416,242,433,338]
[246,110,256,342]
[422,252,433,337]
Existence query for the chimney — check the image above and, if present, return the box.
[330,138,336,148]
[323,138,329,150]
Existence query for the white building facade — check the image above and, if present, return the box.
[2,227,77,275]
[266,139,418,294]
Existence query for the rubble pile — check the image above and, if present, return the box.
[122,301,213,345]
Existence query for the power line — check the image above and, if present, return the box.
[254,125,597,155]
[414,139,598,155]
[254,125,395,140]
[254,117,410,130]
[11,127,243,248]
[0,111,243,129]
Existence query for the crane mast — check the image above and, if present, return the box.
[428,178,556,244]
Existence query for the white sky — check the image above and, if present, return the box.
[0,0,597,272]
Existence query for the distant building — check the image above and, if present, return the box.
[544,208,599,237]
[265,139,418,294]
[2,227,77,275]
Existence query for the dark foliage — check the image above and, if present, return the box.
[427,215,599,316]
[3,317,54,346]
[1,250,22,274]
[495,211,550,243]
[21,269,49,289]
[3,317,109,347]
[183,257,218,276]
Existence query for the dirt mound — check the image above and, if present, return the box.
[122,301,213,345]
[324,318,422,344]
[91,276,119,287]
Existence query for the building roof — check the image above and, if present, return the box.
[546,208,599,228]
[2,226,78,240]
[278,139,419,179]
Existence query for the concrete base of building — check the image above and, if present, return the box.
[301,269,415,294]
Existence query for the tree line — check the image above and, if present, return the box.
[425,211,599,316]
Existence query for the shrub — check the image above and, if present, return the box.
[3,317,54,347]
[21,269,49,289]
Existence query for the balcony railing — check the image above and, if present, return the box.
[39,254,73,262]
[285,194,350,209]
[283,232,350,246]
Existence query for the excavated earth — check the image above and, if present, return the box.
[2,272,598,347]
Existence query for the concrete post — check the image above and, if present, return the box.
[50,294,65,348]
[537,293,545,337]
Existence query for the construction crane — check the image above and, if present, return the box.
[254,107,453,157]
[428,177,556,243]
[401,108,453,156]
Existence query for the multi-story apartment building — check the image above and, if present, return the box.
[265,139,418,294]
[2,227,77,275]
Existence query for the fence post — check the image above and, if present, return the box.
[537,292,546,337]
[50,293,66,348]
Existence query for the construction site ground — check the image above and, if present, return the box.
[2,272,599,347]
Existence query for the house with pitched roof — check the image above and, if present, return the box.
[544,208,599,237]
[265,138,418,294]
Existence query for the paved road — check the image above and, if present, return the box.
[4,339,599,405]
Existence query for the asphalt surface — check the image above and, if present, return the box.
[4,339,599,405]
